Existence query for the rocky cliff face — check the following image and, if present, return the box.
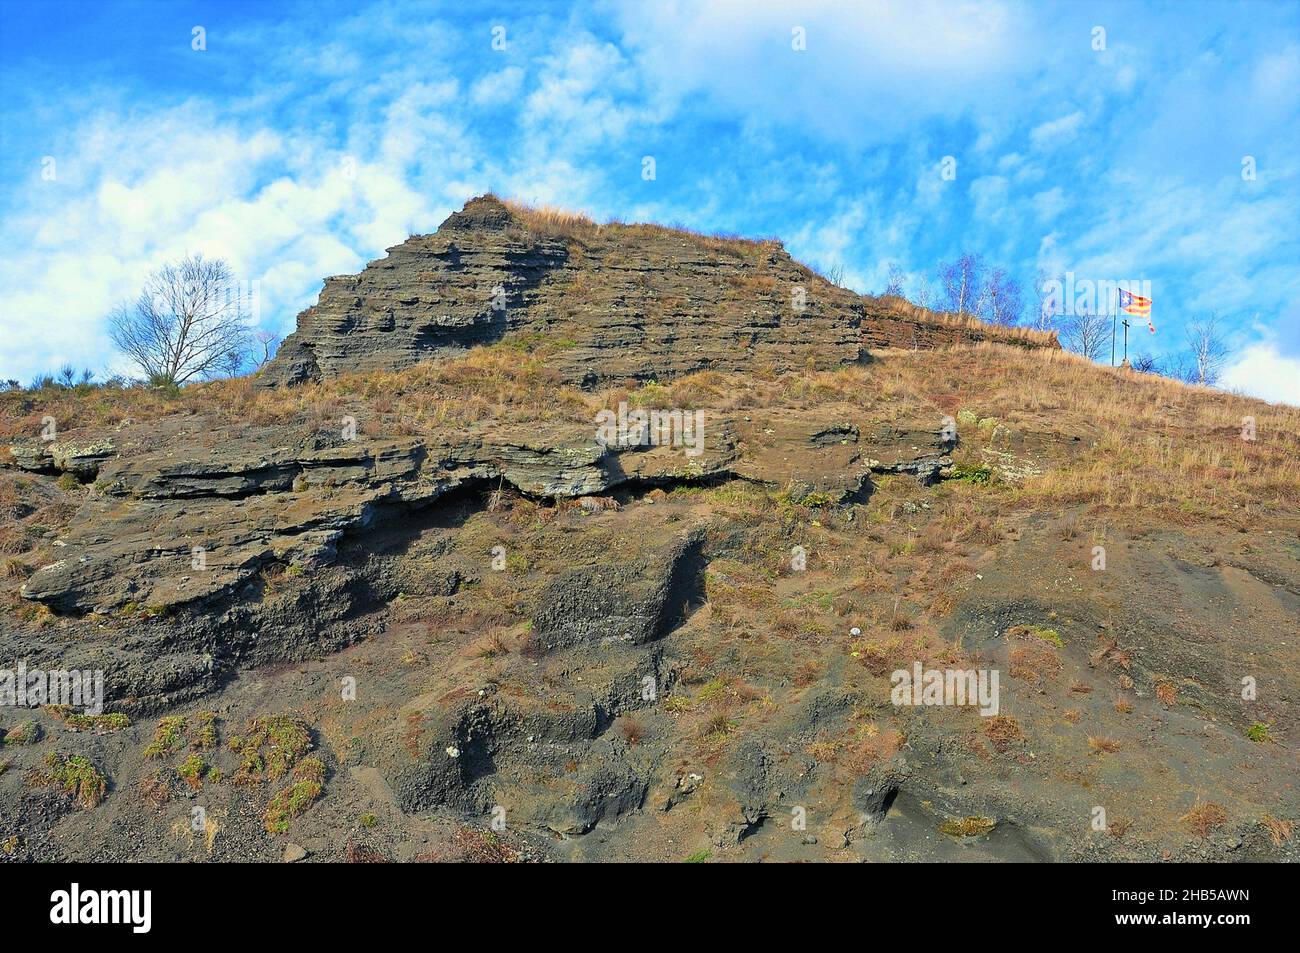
[9,198,1291,867]
[5,406,954,709]
[259,195,1053,389]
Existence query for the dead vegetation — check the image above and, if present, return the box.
[984,715,1025,753]
[1180,799,1229,838]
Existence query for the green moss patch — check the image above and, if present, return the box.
[263,757,326,833]
[45,706,131,733]
[34,752,108,808]
[232,714,313,784]
[1008,623,1065,648]
[143,716,186,758]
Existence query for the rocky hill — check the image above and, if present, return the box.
[260,195,1056,389]
[1,199,1296,865]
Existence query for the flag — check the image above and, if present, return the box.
[1119,288,1155,333]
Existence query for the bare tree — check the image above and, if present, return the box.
[1062,310,1110,361]
[109,254,251,387]
[938,253,984,315]
[1131,353,1161,374]
[982,267,1023,325]
[1181,313,1230,386]
[1033,268,1064,330]
[883,263,906,298]
[253,330,282,370]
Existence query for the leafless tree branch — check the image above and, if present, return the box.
[108,254,252,386]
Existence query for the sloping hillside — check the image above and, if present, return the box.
[0,203,1296,864]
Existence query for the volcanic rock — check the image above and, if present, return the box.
[259,195,1054,389]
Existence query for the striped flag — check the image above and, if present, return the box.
[1118,289,1155,333]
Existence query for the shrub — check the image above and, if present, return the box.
[1246,722,1272,743]
[177,755,207,790]
[1,719,41,746]
[143,716,186,758]
[234,715,313,784]
[263,758,326,833]
[35,752,108,808]
[949,462,992,485]
[1261,815,1293,846]
[1088,736,1121,755]
[984,715,1024,752]
[45,706,130,733]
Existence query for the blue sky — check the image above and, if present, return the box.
[1,0,1297,402]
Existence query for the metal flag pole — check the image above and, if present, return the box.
[1110,288,1119,366]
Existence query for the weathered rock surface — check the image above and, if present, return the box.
[0,401,949,715]
[259,195,1055,389]
[532,529,706,650]
[9,436,116,479]
[11,409,947,618]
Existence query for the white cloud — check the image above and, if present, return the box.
[970,175,1011,226]
[611,0,1034,142]
[471,66,525,105]
[787,198,874,291]
[1029,110,1085,150]
[1031,186,1066,220]
[0,99,476,379]
[1221,342,1300,406]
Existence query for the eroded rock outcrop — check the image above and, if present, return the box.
[259,195,1054,390]
[1,403,951,711]
[532,529,706,650]
[12,408,948,617]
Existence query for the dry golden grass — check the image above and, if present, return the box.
[495,195,599,233]
[1088,735,1122,755]
[1009,645,1062,683]
[984,715,1025,752]
[870,294,1061,348]
[619,717,644,747]
[0,383,186,442]
[1180,799,1229,838]
[858,343,1300,516]
[1,345,601,447]
[1261,815,1293,846]
[493,194,776,258]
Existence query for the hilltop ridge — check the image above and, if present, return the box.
[260,194,1057,389]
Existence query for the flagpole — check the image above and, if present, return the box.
[1110,288,1118,366]
[1112,306,1123,366]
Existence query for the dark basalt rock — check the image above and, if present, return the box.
[530,529,706,650]
[259,195,1055,390]
[10,409,948,619]
[0,402,950,711]
[9,437,116,479]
